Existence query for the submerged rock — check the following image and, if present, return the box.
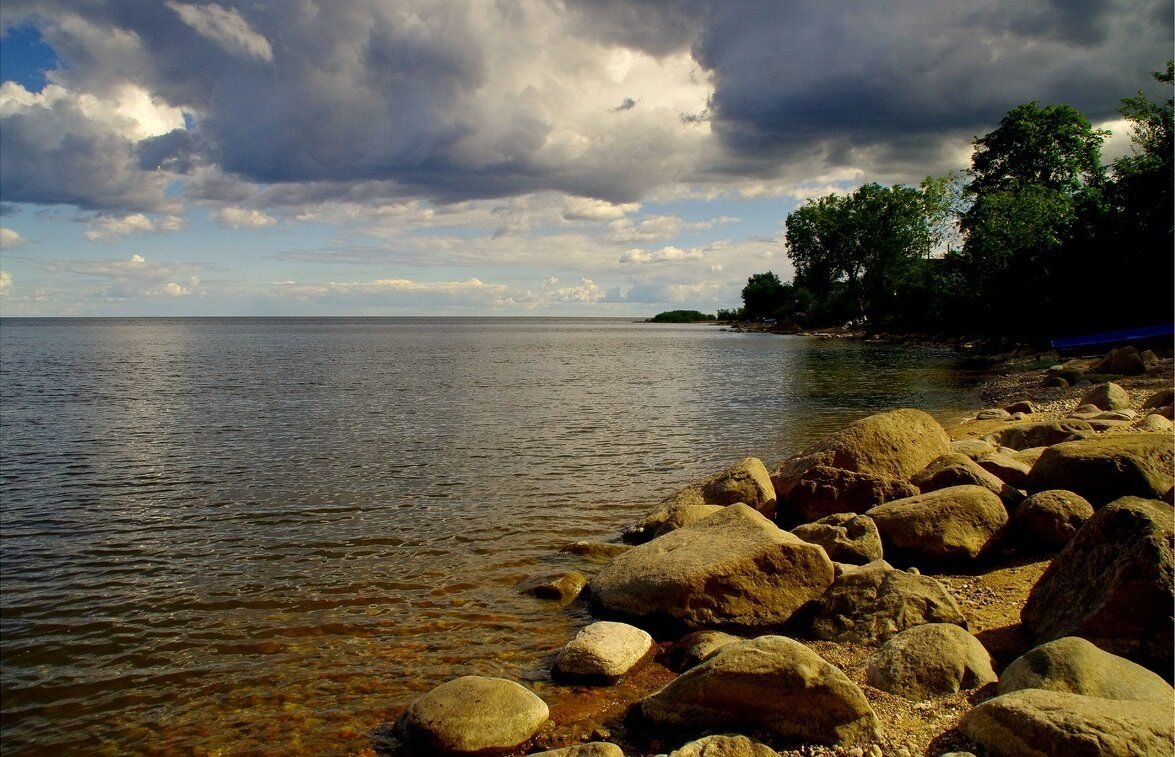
[639,636,880,746]
[517,571,588,604]
[592,504,834,630]
[396,675,548,755]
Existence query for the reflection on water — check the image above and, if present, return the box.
[0,318,981,754]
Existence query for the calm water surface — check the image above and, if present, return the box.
[0,318,983,755]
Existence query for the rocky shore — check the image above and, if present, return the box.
[376,346,1174,757]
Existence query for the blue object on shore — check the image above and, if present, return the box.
[1050,323,1174,354]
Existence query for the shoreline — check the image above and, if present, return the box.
[380,344,1174,756]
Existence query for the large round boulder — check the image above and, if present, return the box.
[639,636,881,746]
[552,621,654,683]
[1010,490,1094,550]
[791,513,883,565]
[810,561,966,643]
[396,676,549,755]
[865,623,996,701]
[1020,497,1174,674]
[960,689,1173,757]
[591,504,835,630]
[771,409,950,508]
[866,486,1008,567]
[1026,434,1174,505]
[1079,381,1131,410]
[997,636,1173,707]
[774,465,919,525]
[910,453,1025,507]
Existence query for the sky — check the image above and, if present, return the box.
[0,1,1170,317]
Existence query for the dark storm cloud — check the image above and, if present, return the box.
[1,0,1170,214]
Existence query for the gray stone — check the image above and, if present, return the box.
[553,621,654,683]
[998,636,1173,707]
[591,504,834,630]
[960,688,1173,757]
[517,571,588,604]
[867,486,1008,567]
[792,513,883,565]
[1021,497,1174,674]
[1026,434,1175,505]
[811,560,966,643]
[396,676,548,755]
[865,623,996,701]
[667,630,743,672]
[1079,382,1131,411]
[640,636,881,746]
[670,734,780,756]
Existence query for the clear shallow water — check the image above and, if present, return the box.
[0,318,982,755]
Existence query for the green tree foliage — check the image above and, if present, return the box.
[648,310,715,323]
[784,183,929,325]
[740,271,787,320]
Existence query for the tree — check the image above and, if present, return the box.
[740,271,787,320]
[919,171,968,257]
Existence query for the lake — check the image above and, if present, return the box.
[0,317,983,754]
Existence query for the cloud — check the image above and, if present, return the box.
[213,207,276,228]
[540,277,605,303]
[0,270,11,295]
[562,196,640,221]
[166,2,273,62]
[84,213,183,240]
[619,245,704,264]
[0,227,27,248]
[45,253,202,298]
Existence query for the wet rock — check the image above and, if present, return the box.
[553,621,653,683]
[639,636,881,746]
[1026,434,1174,505]
[1078,382,1131,411]
[669,734,780,756]
[774,465,919,525]
[559,541,631,560]
[771,409,950,505]
[811,560,966,643]
[910,453,1025,507]
[1021,497,1174,674]
[626,457,776,542]
[591,504,834,630]
[517,571,588,604]
[666,630,743,672]
[998,636,1173,707]
[867,486,1008,567]
[396,675,548,755]
[1011,490,1094,550]
[960,688,1173,757]
[865,623,996,701]
[791,513,883,565]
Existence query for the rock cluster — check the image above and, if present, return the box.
[390,358,1175,755]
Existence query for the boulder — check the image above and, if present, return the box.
[774,465,919,525]
[997,636,1173,707]
[1079,382,1131,411]
[639,636,881,746]
[1091,346,1146,376]
[811,560,966,643]
[989,420,1093,450]
[517,571,588,604]
[1011,490,1094,550]
[951,438,998,460]
[867,486,1008,566]
[1133,413,1174,433]
[1020,497,1174,674]
[865,623,996,701]
[553,621,654,683]
[960,689,1173,757]
[791,513,883,565]
[559,541,630,560]
[626,458,776,541]
[667,630,743,672]
[910,453,1025,507]
[1010,446,1048,468]
[651,504,724,537]
[1026,434,1174,505]
[771,408,950,500]
[1004,400,1038,415]
[975,451,1031,488]
[590,504,835,630]
[976,408,1013,420]
[532,746,624,757]
[669,734,779,757]
[1043,376,1070,388]
[1142,387,1174,410]
[396,676,549,755]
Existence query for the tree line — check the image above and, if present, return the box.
[721,63,1173,339]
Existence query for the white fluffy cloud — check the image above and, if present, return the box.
[213,207,277,228]
[619,245,704,264]
[84,213,183,240]
[0,228,27,248]
[45,253,202,299]
[166,2,273,62]
[0,270,12,295]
